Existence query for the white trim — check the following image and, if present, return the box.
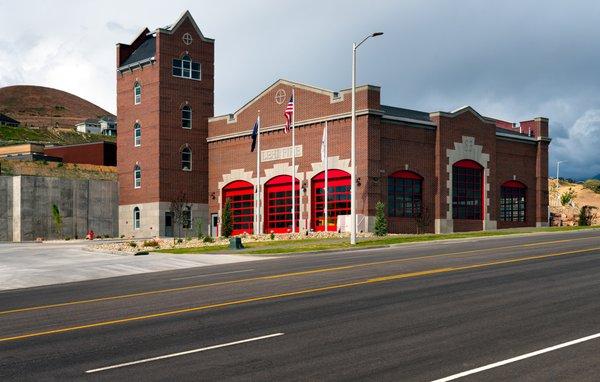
[156,10,215,43]
[133,206,141,229]
[381,114,436,127]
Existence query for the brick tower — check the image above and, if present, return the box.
[116,11,214,237]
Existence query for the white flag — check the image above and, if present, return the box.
[320,123,328,166]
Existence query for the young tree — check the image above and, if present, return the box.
[578,205,598,226]
[51,203,63,239]
[221,198,233,238]
[170,192,189,244]
[374,201,388,236]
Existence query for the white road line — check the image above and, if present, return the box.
[85,332,284,374]
[432,332,600,382]
[169,269,255,281]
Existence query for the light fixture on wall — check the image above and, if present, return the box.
[210,192,216,200]
[356,177,361,186]
[301,180,308,193]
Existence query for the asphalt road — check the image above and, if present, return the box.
[1,229,600,381]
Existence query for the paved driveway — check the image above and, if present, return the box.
[0,241,265,291]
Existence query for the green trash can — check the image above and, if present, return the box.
[229,237,244,250]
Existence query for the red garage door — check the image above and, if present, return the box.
[264,175,299,233]
[311,169,351,231]
[222,180,254,235]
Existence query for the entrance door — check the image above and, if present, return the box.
[165,212,173,237]
[264,175,300,233]
[311,169,351,231]
[211,213,219,237]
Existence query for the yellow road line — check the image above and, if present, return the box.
[1,245,599,343]
[0,235,597,316]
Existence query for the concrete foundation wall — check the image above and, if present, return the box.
[0,176,13,241]
[1,175,118,242]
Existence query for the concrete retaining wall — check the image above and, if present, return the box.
[1,175,118,241]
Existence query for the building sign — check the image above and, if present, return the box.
[261,145,303,162]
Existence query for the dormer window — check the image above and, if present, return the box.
[173,55,201,80]
[134,82,141,105]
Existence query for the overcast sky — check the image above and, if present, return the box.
[1,0,600,179]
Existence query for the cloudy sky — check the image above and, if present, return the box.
[1,0,599,179]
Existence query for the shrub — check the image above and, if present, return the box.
[578,205,598,226]
[128,241,137,248]
[270,231,275,240]
[221,198,233,238]
[51,204,63,238]
[560,188,576,206]
[57,162,64,168]
[176,238,183,244]
[583,179,600,194]
[64,237,70,241]
[374,201,388,236]
[143,240,160,248]
[203,236,214,243]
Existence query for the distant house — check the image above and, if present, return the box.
[75,118,101,134]
[75,116,117,136]
[99,115,117,136]
[0,113,20,127]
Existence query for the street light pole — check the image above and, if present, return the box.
[351,32,383,245]
[556,160,566,182]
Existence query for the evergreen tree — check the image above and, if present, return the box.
[221,198,233,238]
[374,201,388,236]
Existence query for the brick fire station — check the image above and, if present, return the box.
[116,11,550,238]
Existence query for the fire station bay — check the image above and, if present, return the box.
[116,11,550,238]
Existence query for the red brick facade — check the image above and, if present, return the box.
[117,11,550,237]
[45,142,116,166]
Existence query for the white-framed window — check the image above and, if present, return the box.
[134,82,142,105]
[133,206,141,229]
[182,105,192,129]
[183,206,192,229]
[172,55,201,80]
[134,123,141,147]
[181,146,192,171]
[134,164,141,188]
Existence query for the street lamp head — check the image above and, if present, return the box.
[372,32,384,37]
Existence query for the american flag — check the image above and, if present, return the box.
[283,94,294,133]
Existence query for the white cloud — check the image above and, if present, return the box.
[553,110,600,178]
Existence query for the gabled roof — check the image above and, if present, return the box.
[121,36,156,67]
[430,105,496,125]
[157,10,214,43]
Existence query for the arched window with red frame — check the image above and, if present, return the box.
[500,180,527,222]
[311,169,351,231]
[222,180,254,235]
[452,160,483,220]
[264,175,300,233]
[387,170,423,217]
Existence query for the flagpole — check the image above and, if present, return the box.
[291,87,296,233]
[256,111,261,235]
[324,121,328,232]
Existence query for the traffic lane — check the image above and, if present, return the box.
[458,335,600,382]
[2,241,599,338]
[1,252,600,381]
[1,229,598,311]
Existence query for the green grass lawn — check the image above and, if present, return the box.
[155,225,599,255]
[0,125,115,146]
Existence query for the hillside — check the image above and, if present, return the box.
[0,125,114,146]
[0,85,114,129]
[549,179,600,226]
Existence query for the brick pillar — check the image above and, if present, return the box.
[534,118,550,227]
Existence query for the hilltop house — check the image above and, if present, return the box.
[75,116,117,136]
[0,113,20,127]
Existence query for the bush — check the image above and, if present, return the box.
[176,238,183,244]
[270,232,275,240]
[143,239,160,248]
[64,237,70,241]
[578,205,598,226]
[203,236,214,243]
[57,162,64,168]
[560,188,576,206]
[221,199,233,238]
[374,201,388,236]
[128,241,138,248]
[583,179,600,194]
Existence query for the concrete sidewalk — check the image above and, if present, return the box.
[0,241,267,291]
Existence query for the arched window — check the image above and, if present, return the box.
[500,180,527,222]
[387,170,423,217]
[452,160,483,220]
[134,122,141,147]
[133,207,140,229]
[134,164,141,188]
[134,82,141,105]
[222,180,255,235]
[172,54,201,80]
[181,146,192,171]
[182,105,192,129]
